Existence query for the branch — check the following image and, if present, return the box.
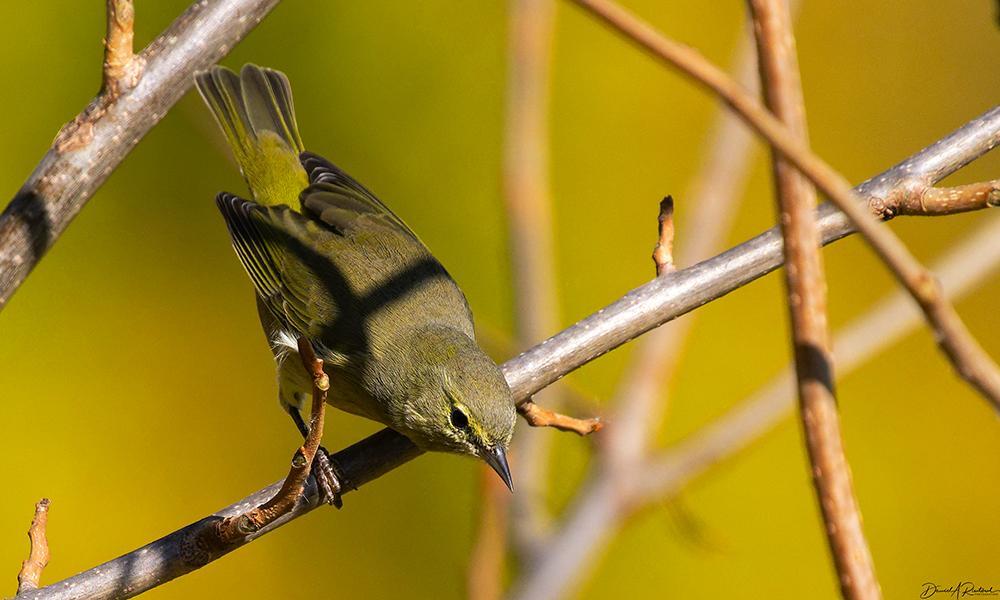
[892,180,1000,217]
[21,103,1000,600]
[16,499,51,595]
[568,0,1000,413]
[517,400,603,435]
[211,339,329,543]
[0,0,280,311]
[504,113,999,599]
[749,0,879,597]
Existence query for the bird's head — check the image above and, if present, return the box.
[388,326,516,491]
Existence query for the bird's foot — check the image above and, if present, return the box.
[312,446,343,509]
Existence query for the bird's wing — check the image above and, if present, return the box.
[298,151,420,241]
[216,192,343,342]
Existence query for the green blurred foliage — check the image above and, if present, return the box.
[1,1,998,598]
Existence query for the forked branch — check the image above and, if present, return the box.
[568,0,1000,413]
[0,0,280,310]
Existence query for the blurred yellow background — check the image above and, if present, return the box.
[1,1,998,598]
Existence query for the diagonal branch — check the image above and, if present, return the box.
[749,0,879,597]
[0,0,280,311]
[19,104,1000,600]
[568,0,1000,412]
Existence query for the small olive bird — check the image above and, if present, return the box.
[195,65,515,503]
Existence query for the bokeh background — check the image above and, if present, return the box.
[2,1,999,598]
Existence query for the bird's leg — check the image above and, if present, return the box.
[286,403,343,508]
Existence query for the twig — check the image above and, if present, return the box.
[749,0,879,597]
[891,180,1000,217]
[517,400,603,435]
[16,499,51,595]
[501,0,561,566]
[568,0,1000,413]
[0,0,280,311]
[652,196,676,276]
[14,106,1000,600]
[213,338,328,542]
[102,0,143,98]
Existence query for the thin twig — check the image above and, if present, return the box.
[15,107,1000,600]
[569,0,1000,413]
[892,180,1000,217]
[0,0,280,311]
[213,338,328,541]
[16,499,51,595]
[102,0,143,98]
[750,0,879,597]
[652,196,676,276]
[518,400,603,435]
[501,0,561,567]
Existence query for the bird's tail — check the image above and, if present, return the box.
[195,64,308,206]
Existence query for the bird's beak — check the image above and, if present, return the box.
[482,445,514,493]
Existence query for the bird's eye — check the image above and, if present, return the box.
[450,407,469,429]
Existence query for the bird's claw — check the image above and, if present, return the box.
[312,446,343,509]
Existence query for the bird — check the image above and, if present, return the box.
[194,64,516,504]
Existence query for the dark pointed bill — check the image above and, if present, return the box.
[482,445,513,492]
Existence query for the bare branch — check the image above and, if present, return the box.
[750,0,879,597]
[0,0,280,311]
[16,105,1000,600]
[211,339,329,544]
[568,0,1000,413]
[16,499,51,595]
[518,400,603,435]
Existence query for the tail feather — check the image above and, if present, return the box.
[195,64,307,206]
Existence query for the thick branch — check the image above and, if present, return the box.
[0,0,280,311]
[20,103,1000,600]
[569,0,1000,412]
[750,0,879,597]
[16,499,51,595]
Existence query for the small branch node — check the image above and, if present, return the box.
[16,498,51,595]
[653,195,676,276]
[517,399,604,436]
